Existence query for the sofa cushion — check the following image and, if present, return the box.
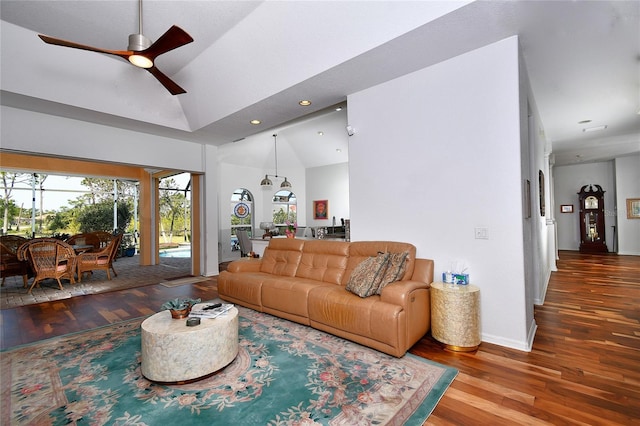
[218,271,271,308]
[377,251,409,294]
[262,276,333,323]
[260,238,304,276]
[308,285,403,347]
[295,240,350,285]
[345,253,390,298]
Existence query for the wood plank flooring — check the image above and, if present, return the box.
[1,251,639,424]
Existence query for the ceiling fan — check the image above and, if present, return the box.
[37,0,193,95]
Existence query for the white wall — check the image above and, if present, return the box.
[306,163,349,228]
[615,154,640,255]
[553,161,616,251]
[1,107,204,172]
[348,36,534,350]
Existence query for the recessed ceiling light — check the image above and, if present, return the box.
[250,119,261,125]
[582,125,608,132]
[317,131,324,136]
[336,148,342,153]
[299,100,311,106]
[578,120,591,124]
[335,106,343,111]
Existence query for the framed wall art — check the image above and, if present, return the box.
[627,198,640,219]
[313,200,328,219]
[560,204,573,213]
[538,170,545,217]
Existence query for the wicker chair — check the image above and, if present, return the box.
[66,233,98,250]
[0,235,30,287]
[76,233,123,282]
[19,238,77,293]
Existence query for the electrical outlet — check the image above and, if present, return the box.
[475,227,489,239]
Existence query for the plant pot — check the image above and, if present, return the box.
[169,307,191,319]
[124,247,135,257]
[286,233,295,239]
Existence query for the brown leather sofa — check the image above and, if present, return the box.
[218,238,434,357]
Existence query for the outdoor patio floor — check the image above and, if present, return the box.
[1,255,193,309]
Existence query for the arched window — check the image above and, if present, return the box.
[230,188,253,251]
[272,190,297,233]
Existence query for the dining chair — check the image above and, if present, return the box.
[21,239,77,293]
[66,232,101,251]
[236,230,253,256]
[0,235,30,287]
[76,233,123,282]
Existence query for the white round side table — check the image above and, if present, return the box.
[141,304,239,383]
[430,282,481,351]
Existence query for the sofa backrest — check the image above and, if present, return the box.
[295,240,350,285]
[260,238,304,276]
[342,241,417,286]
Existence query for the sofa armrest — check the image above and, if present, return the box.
[380,280,430,307]
[226,258,263,273]
[380,279,431,347]
[410,258,434,285]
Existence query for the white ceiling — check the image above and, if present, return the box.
[1,0,638,167]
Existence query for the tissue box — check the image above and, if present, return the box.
[453,274,469,285]
[442,272,469,285]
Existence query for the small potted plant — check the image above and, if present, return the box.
[121,233,136,257]
[285,220,297,238]
[161,298,201,319]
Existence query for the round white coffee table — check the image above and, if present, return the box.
[140,303,239,383]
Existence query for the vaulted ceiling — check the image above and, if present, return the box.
[1,1,638,167]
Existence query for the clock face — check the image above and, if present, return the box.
[585,196,598,209]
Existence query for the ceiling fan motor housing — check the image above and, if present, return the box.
[128,33,152,51]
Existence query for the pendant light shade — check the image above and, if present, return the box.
[260,134,292,189]
[260,175,273,188]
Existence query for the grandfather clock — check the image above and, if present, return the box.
[578,184,608,253]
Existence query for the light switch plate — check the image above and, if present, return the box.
[475,227,489,239]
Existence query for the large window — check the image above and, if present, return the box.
[272,190,297,230]
[230,188,253,250]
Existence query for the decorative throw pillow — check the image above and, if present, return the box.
[376,251,409,294]
[346,253,390,298]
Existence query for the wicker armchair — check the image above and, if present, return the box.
[66,232,100,251]
[77,233,123,282]
[19,238,76,293]
[67,231,117,252]
[0,235,30,287]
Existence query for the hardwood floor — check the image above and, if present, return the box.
[1,251,639,424]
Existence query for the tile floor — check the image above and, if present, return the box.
[1,255,192,309]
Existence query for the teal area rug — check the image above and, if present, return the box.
[1,306,457,425]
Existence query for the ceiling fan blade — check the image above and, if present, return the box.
[146,66,186,95]
[143,25,193,60]
[38,34,131,61]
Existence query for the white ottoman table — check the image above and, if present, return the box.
[141,303,239,383]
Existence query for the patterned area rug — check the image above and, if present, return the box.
[1,306,457,425]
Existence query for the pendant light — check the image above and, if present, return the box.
[260,134,292,189]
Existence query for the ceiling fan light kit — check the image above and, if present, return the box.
[37,0,193,95]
